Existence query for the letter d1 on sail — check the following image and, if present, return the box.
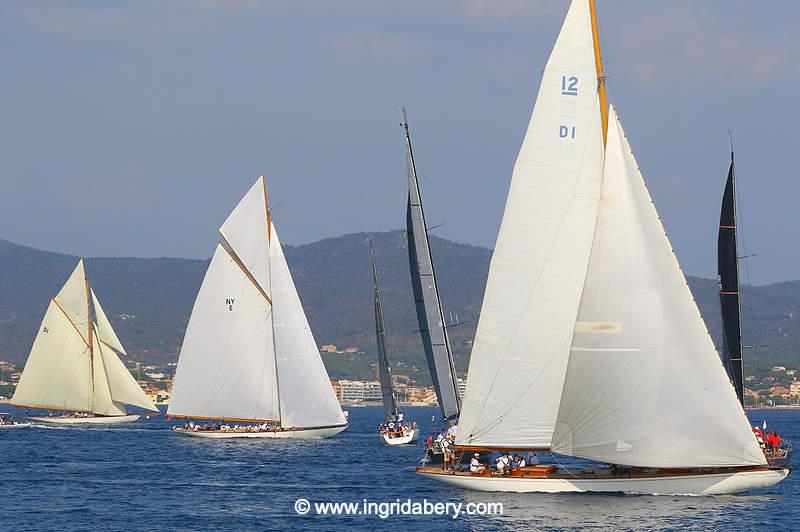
[456,0,604,450]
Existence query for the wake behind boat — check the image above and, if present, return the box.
[167,176,347,440]
[9,260,160,425]
[417,0,788,495]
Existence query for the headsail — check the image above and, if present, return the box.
[718,151,744,406]
[91,289,126,355]
[371,241,399,420]
[403,108,461,426]
[550,107,765,468]
[456,0,604,449]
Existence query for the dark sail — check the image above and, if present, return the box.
[718,150,744,406]
[402,108,461,425]
[370,242,398,420]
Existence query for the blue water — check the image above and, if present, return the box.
[1,406,796,530]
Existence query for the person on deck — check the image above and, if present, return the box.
[496,454,510,475]
[470,453,486,474]
[397,412,404,425]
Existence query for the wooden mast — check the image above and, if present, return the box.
[262,175,282,427]
[589,0,609,145]
[85,262,95,404]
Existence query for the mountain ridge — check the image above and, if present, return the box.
[0,233,797,382]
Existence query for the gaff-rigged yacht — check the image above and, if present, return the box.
[370,242,417,445]
[10,260,159,425]
[416,0,788,495]
[167,177,348,439]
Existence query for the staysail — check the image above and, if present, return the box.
[371,242,399,420]
[11,260,157,414]
[456,0,605,449]
[403,108,461,426]
[550,107,765,468]
[168,177,345,429]
[718,151,744,406]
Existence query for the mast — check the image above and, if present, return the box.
[263,177,282,426]
[589,0,608,145]
[718,146,744,406]
[85,265,95,402]
[370,241,398,420]
[402,107,462,426]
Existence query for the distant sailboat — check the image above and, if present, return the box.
[403,108,461,428]
[371,241,417,445]
[417,0,787,495]
[167,176,348,439]
[717,146,792,467]
[11,260,158,424]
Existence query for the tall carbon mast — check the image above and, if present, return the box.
[370,241,399,420]
[402,107,461,426]
[718,147,744,406]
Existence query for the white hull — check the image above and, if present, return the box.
[31,414,140,425]
[417,468,789,495]
[0,423,32,429]
[382,428,418,445]
[173,424,347,440]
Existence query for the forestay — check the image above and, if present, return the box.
[92,289,126,354]
[551,108,765,468]
[457,0,605,449]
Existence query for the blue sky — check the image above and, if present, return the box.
[1,1,797,284]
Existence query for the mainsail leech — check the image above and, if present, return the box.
[403,108,461,426]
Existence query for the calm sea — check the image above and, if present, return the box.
[0,405,796,530]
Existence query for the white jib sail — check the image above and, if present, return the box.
[219,176,271,297]
[168,243,279,421]
[551,107,765,468]
[93,325,159,413]
[11,300,93,412]
[457,0,605,448]
[270,224,346,429]
[91,289,126,354]
[92,329,127,416]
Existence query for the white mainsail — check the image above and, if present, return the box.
[168,177,345,429]
[11,300,93,412]
[457,0,605,449]
[551,107,765,468]
[167,243,280,421]
[11,260,156,415]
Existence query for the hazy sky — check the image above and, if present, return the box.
[1,1,798,284]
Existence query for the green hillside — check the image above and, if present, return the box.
[0,233,797,384]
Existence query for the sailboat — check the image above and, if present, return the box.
[403,109,461,425]
[417,0,788,495]
[167,176,348,439]
[371,241,417,445]
[10,260,159,424]
[717,146,792,468]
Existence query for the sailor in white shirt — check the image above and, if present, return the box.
[496,454,509,473]
[469,453,483,473]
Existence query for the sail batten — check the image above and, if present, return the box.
[456,0,604,449]
[403,108,461,426]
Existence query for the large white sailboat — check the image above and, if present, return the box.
[417,0,788,495]
[10,260,159,424]
[167,176,348,439]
